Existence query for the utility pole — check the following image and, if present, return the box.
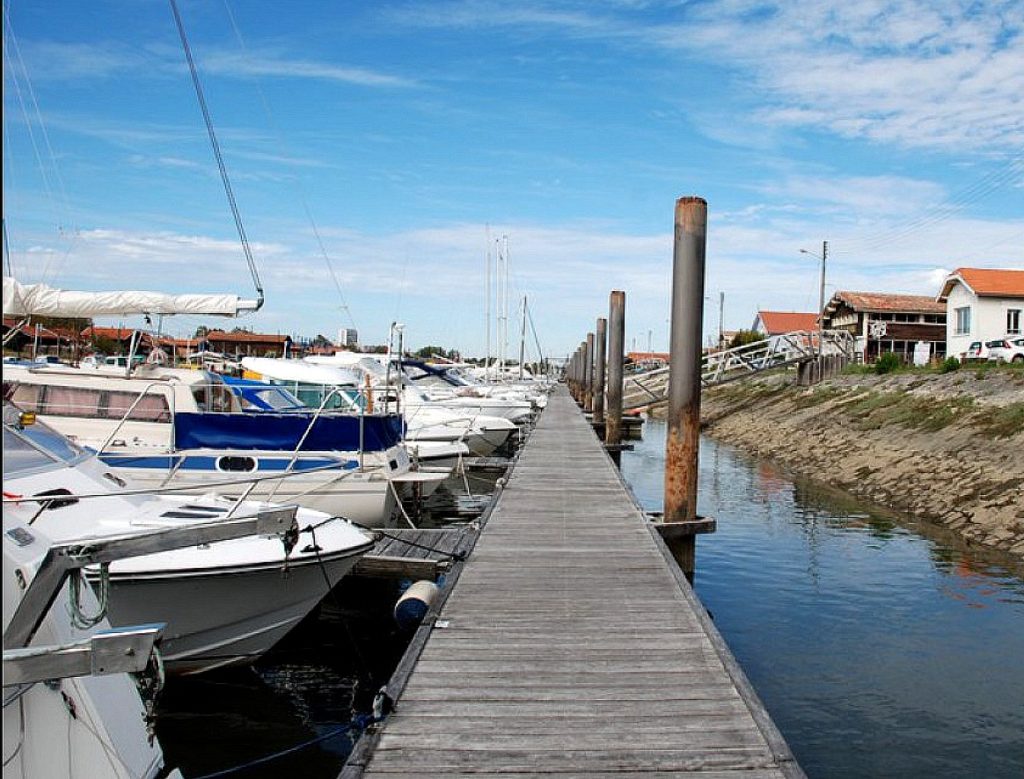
[818,240,827,358]
[718,291,724,350]
[800,240,828,358]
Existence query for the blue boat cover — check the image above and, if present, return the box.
[173,412,403,453]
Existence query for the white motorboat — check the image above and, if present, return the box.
[5,363,410,527]
[3,406,375,674]
[242,356,519,456]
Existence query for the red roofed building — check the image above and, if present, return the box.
[936,268,1024,358]
[202,329,292,358]
[751,311,818,336]
[822,291,947,364]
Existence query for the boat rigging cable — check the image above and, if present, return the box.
[168,0,264,311]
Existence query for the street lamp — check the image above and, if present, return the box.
[800,241,828,358]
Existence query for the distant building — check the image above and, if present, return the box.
[751,310,818,336]
[626,351,669,369]
[936,268,1024,359]
[821,291,946,363]
[337,328,359,349]
[203,329,292,358]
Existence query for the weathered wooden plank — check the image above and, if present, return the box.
[366,747,778,773]
[353,772,788,779]
[376,729,769,751]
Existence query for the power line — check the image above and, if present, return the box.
[834,156,1024,255]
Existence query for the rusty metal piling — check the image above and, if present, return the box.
[663,196,708,581]
[584,332,595,413]
[593,317,607,427]
[605,291,625,460]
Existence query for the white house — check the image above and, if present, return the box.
[937,267,1024,358]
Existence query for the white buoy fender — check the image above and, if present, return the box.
[394,580,439,630]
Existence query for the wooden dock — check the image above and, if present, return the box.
[344,386,803,777]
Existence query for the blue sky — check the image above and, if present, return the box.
[4,0,1023,359]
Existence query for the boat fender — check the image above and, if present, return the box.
[393,579,439,630]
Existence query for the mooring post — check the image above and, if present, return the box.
[664,196,707,582]
[584,332,595,413]
[605,291,625,464]
[593,317,607,428]
[577,340,587,405]
[573,341,581,401]
[568,348,577,399]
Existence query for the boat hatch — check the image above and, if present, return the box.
[32,488,78,510]
[159,510,226,519]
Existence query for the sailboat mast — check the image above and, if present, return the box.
[519,295,527,380]
[485,230,491,376]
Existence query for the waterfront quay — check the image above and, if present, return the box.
[343,386,802,777]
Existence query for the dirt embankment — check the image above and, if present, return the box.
[688,368,1024,556]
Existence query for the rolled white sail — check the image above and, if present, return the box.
[3,277,260,318]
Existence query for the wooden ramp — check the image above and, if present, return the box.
[345,386,803,778]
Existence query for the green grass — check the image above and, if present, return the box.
[838,390,978,433]
[971,402,1024,439]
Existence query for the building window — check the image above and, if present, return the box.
[1007,309,1022,335]
[955,307,971,335]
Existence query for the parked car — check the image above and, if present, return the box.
[987,336,1024,363]
[965,340,1002,361]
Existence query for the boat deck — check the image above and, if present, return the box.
[344,385,802,777]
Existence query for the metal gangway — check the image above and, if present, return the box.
[622,329,856,411]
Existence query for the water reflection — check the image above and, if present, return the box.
[622,418,1024,779]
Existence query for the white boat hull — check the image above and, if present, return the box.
[100,544,366,674]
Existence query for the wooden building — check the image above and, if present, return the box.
[822,291,947,363]
[201,329,292,358]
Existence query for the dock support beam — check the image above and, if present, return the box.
[664,196,707,581]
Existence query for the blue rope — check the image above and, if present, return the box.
[189,715,376,779]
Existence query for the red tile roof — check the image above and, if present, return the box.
[756,311,818,334]
[832,291,946,314]
[938,267,1024,300]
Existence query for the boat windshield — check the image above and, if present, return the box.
[3,406,89,475]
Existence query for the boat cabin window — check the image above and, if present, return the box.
[8,383,171,422]
[3,415,88,475]
[192,383,238,413]
[217,456,257,472]
[104,390,171,422]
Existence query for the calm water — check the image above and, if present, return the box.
[622,419,1024,779]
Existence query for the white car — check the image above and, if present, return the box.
[987,336,1024,363]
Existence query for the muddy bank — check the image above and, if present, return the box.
[656,367,1024,556]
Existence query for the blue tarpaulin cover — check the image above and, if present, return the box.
[173,411,403,452]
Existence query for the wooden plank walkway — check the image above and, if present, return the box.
[347,386,803,777]
[353,527,475,580]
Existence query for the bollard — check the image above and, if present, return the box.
[593,317,607,427]
[664,196,707,581]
